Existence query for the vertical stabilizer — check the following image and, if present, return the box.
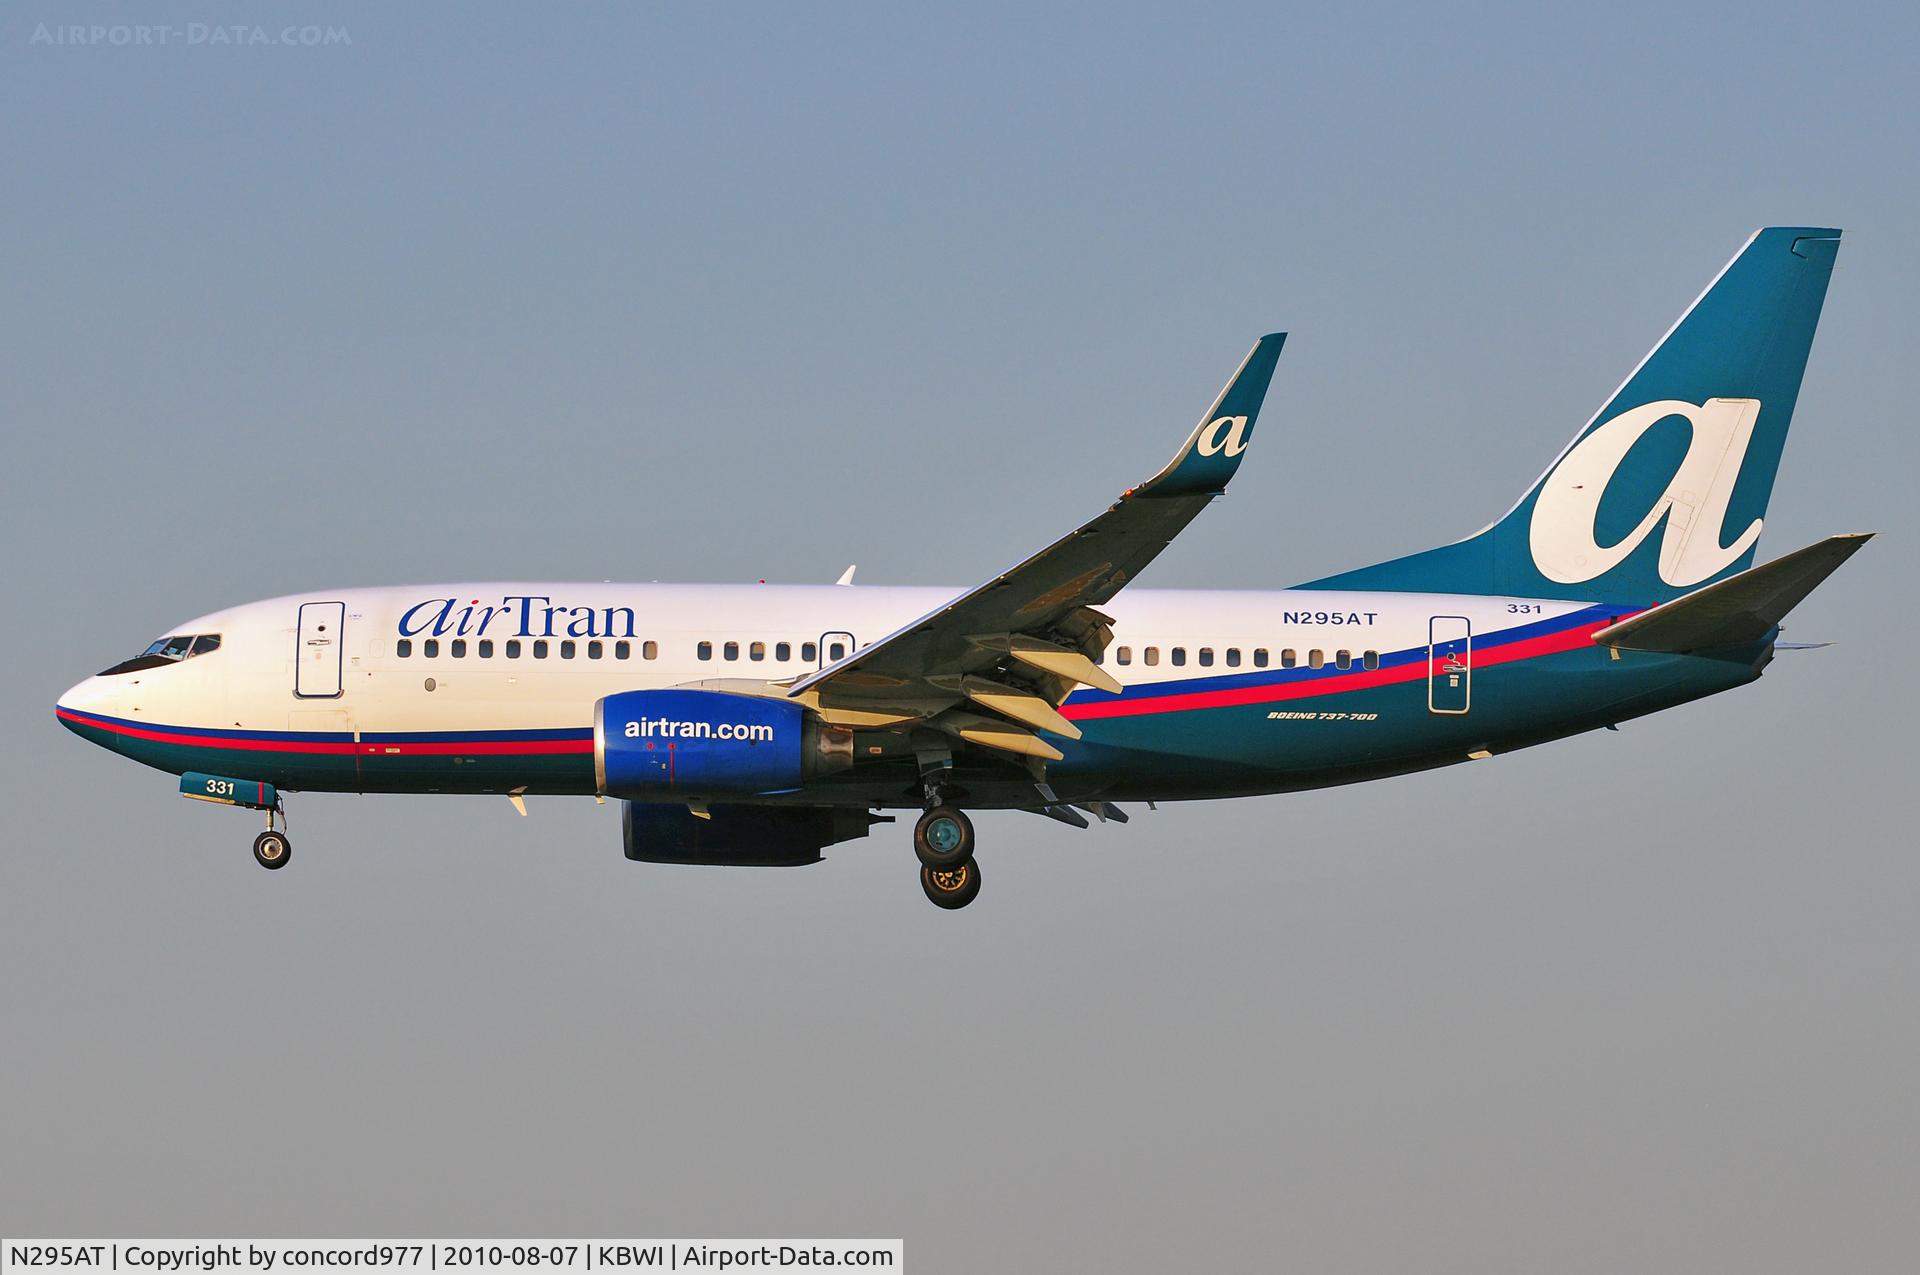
[1304,228,1841,604]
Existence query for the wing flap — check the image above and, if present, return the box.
[955,676,1083,740]
[1004,634,1124,694]
[942,710,1065,762]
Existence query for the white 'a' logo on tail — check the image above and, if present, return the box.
[1529,397,1763,588]
[1196,415,1250,457]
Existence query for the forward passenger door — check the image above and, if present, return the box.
[295,601,347,698]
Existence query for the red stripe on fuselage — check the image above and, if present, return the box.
[58,612,1627,748]
[352,739,591,756]
[1061,617,1611,721]
[55,709,592,756]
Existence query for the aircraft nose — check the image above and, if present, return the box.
[56,675,115,736]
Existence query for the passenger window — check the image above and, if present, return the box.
[801,642,818,662]
[1226,648,1240,667]
[588,640,604,659]
[1115,646,1132,665]
[1281,649,1297,668]
[561,640,577,659]
[697,641,713,660]
[1144,646,1160,666]
[1308,649,1325,669]
[614,640,630,659]
[1362,649,1380,670]
[1170,647,1186,667]
[396,639,413,658]
[1198,647,1214,667]
[478,639,494,658]
[829,642,847,661]
[750,641,766,662]
[450,639,467,658]
[533,640,549,659]
[191,635,222,656]
[506,639,522,659]
[1253,648,1268,668]
[775,641,791,661]
[643,640,658,660]
[423,639,440,658]
[724,641,740,661]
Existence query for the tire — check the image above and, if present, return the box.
[920,858,981,910]
[253,830,292,871]
[913,805,974,870]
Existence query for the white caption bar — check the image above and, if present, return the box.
[1,1242,902,1274]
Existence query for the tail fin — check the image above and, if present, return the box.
[1305,227,1842,604]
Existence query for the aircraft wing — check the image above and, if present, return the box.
[787,334,1286,761]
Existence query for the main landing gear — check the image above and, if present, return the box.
[913,804,980,910]
[920,858,981,909]
[913,805,973,869]
[252,803,292,871]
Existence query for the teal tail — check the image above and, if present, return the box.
[1304,227,1842,604]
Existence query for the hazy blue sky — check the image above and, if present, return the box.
[3,2,1916,1270]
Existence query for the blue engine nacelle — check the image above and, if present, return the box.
[594,688,852,797]
[623,801,885,866]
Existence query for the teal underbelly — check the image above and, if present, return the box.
[1054,643,1760,798]
[62,712,599,796]
[64,639,1759,803]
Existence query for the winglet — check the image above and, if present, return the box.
[1136,333,1286,498]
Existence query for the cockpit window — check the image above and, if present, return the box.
[100,633,224,676]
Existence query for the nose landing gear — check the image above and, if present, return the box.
[179,773,294,872]
[252,801,292,871]
[253,828,292,870]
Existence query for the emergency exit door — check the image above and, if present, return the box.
[818,631,855,668]
[295,601,346,698]
[1427,615,1471,714]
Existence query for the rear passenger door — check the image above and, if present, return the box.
[1427,615,1471,714]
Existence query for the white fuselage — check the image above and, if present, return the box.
[59,581,1598,750]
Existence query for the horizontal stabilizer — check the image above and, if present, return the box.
[1593,533,1872,653]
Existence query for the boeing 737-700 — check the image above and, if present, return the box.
[56,227,1869,908]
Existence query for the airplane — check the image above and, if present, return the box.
[56,226,1870,910]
